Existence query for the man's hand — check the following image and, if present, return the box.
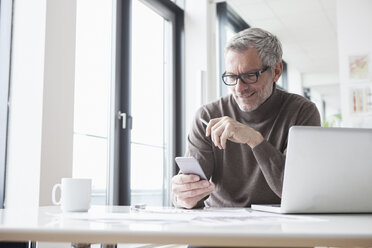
[172,174,215,209]
[206,116,264,149]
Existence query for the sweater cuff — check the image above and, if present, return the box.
[251,139,269,155]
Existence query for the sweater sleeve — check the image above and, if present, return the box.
[252,101,321,197]
[173,107,215,209]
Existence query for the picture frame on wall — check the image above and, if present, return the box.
[348,54,369,81]
[349,85,372,114]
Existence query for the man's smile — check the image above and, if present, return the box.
[237,91,256,99]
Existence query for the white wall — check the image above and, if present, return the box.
[39,0,77,206]
[5,0,77,208]
[337,0,372,127]
[286,63,303,95]
[309,89,324,122]
[302,72,341,123]
[302,73,339,88]
[285,66,342,125]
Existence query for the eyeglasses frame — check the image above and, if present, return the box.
[222,66,272,86]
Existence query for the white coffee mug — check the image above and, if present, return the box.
[52,178,92,212]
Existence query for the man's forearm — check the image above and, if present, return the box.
[252,140,285,197]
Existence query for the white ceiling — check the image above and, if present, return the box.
[226,0,339,75]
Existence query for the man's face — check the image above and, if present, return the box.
[225,48,277,112]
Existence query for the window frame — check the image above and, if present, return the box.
[217,2,249,97]
[109,0,184,206]
[0,0,13,209]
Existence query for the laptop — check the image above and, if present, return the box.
[251,126,372,214]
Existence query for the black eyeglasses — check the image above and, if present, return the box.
[222,66,271,86]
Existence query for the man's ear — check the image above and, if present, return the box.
[272,61,283,82]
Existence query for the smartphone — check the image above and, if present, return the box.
[175,157,207,180]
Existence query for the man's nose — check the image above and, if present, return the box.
[235,78,249,92]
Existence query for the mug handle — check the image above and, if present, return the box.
[52,184,62,205]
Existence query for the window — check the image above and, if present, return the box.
[130,0,185,206]
[217,2,250,97]
[72,0,112,204]
[110,0,184,206]
[130,0,170,205]
[168,0,184,9]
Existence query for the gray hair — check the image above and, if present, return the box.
[225,27,283,67]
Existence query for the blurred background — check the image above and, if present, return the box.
[2,0,372,211]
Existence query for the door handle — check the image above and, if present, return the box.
[118,111,132,130]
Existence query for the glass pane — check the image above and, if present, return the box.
[226,25,235,42]
[131,0,164,147]
[221,25,237,97]
[131,143,164,190]
[73,135,107,190]
[73,0,112,203]
[74,0,111,137]
[131,143,164,206]
[131,0,166,206]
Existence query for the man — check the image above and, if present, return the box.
[172,27,320,209]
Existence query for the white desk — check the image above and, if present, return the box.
[0,206,372,247]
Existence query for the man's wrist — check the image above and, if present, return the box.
[247,131,264,148]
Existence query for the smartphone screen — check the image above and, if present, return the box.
[175,157,207,180]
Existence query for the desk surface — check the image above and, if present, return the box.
[1,206,372,247]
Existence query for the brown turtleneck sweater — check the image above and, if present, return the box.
[185,85,321,208]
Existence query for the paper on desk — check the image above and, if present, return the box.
[190,209,325,226]
[52,210,194,225]
[48,207,325,226]
[140,207,325,226]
